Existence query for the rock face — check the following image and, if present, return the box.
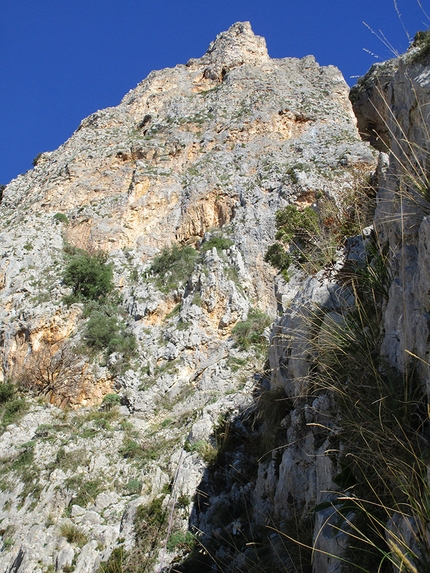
[173,33,430,573]
[352,50,430,381]
[0,22,384,573]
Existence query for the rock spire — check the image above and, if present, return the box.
[187,21,269,80]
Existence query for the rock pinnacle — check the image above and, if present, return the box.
[187,21,269,80]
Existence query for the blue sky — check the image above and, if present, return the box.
[1,0,429,185]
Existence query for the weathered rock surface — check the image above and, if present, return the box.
[0,22,378,573]
[181,34,430,573]
[352,46,430,384]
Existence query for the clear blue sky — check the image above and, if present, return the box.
[1,0,429,185]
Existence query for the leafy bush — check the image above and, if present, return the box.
[275,204,319,245]
[102,393,121,410]
[167,531,196,553]
[83,311,136,359]
[265,205,322,275]
[266,185,375,276]
[148,244,199,291]
[264,243,291,275]
[84,311,120,351]
[1,398,28,428]
[231,308,272,351]
[125,479,142,495]
[63,251,113,301]
[410,29,430,64]
[200,236,234,253]
[53,213,69,225]
[0,382,15,404]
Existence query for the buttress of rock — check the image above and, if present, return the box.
[187,21,269,80]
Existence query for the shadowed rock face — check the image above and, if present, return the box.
[352,50,430,379]
[0,23,377,573]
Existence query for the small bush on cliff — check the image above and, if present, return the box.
[83,311,136,366]
[200,235,234,253]
[63,251,113,302]
[0,384,28,431]
[147,243,199,292]
[61,249,136,372]
[410,29,430,64]
[97,496,168,572]
[266,181,375,277]
[232,308,272,351]
[265,204,326,275]
[0,382,15,404]
[53,212,69,225]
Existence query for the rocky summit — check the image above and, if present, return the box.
[1,21,429,573]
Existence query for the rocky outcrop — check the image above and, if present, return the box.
[352,46,430,384]
[182,34,430,573]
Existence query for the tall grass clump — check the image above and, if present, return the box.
[231,308,272,352]
[0,382,28,431]
[309,232,430,572]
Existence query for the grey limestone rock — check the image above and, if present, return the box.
[0,21,379,573]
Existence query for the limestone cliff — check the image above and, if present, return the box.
[186,34,430,573]
[0,22,388,573]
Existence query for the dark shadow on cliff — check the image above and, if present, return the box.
[171,366,312,573]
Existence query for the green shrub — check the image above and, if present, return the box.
[120,438,143,459]
[64,476,104,507]
[53,213,69,225]
[125,479,142,495]
[83,312,136,359]
[135,496,166,535]
[0,382,15,404]
[184,440,217,464]
[265,205,322,275]
[266,186,375,276]
[1,398,28,427]
[148,244,199,291]
[264,243,291,273]
[97,546,126,573]
[102,393,121,410]
[84,311,120,351]
[167,531,196,553]
[63,251,113,301]
[231,308,272,351]
[200,236,234,253]
[275,204,319,245]
[0,441,41,506]
[410,29,430,64]
[34,424,54,438]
